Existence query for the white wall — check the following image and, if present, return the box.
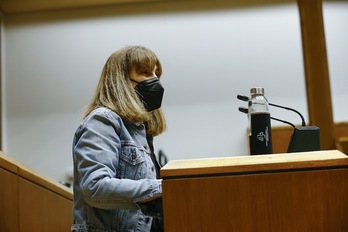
[323,2,348,122]
[2,1,347,183]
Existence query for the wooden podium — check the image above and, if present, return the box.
[160,150,348,232]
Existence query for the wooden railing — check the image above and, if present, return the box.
[0,151,73,232]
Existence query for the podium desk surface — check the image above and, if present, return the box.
[160,150,348,178]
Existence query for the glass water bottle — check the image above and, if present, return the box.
[248,87,273,155]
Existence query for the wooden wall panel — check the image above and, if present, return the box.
[271,126,293,154]
[0,168,19,232]
[163,168,348,232]
[18,177,73,232]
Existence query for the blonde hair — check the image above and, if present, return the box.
[83,45,166,136]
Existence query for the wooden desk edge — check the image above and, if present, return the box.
[0,151,73,200]
[161,150,348,178]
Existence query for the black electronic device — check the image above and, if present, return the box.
[287,126,320,153]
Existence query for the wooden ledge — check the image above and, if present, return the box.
[0,151,73,200]
[161,150,348,178]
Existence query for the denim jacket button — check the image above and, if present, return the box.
[131,152,137,159]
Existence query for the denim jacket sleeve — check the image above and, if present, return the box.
[73,108,162,210]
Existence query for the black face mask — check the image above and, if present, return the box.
[134,77,164,111]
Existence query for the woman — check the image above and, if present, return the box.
[71,45,166,232]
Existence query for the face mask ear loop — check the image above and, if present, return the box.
[130,79,139,84]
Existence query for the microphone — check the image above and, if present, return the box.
[237,94,249,102]
[238,107,295,128]
[237,94,306,126]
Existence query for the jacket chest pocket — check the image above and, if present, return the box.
[118,145,146,180]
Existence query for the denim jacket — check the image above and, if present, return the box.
[71,107,162,232]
